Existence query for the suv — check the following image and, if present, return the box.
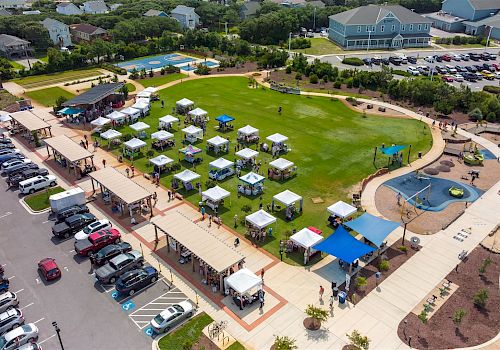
[0,293,18,314]
[424,55,435,63]
[90,242,132,266]
[115,266,159,296]
[19,175,57,195]
[463,72,477,82]
[0,153,24,166]
[0,324,38,350]
[55,205,89,223]
[74,219,112,241]
[406,66,419,76]
[389,56,402,65]
[52,213,96,239]
[0,309,24,335]
[469,52,481,61]
[7,169,49,188]
[465,65,477,73]
[407,56,417,64]
[95,250,144,284]
[74,229,121,256]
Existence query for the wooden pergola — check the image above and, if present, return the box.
[44,135,94,177]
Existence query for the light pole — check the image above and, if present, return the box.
[288,32,292,55]
[367,30,372,51]
[52,321,65,350]
[485,12,495,50]
[313,7,316,32]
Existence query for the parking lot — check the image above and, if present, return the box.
[0,146,194,349]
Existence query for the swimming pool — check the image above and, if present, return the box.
[383,173,484,212]
[179,61,219,71]
[116,54,195,72]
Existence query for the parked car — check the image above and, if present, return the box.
[441,54,452,62]
[481,70,495,80]
[37,258,61,281]
[95,250,144,284]
[52,213,96,239]
[381,57,390,65]
[483,63,496,72]
[0,323,38,350]
[396,53,408,63]
[362,58,371,65]
[455,66,467,73]
[16,343,42,350]
[90,242,132,266]
[417,66,429,75]
[55,204,89,223]
[0,143,15,150]
[19,175,57,195]
[442,75,454,82]
[0,149,19,157]
[150,301,194,333]
[389,56,402,65]
[7,168,49,188]
[473,64,484,71]
[74,219,112,241]
[74,229,121,257]
[371,56,381,65]
[434,55,443,62]
[115,266,158,296]
[480,52,491,61]
[459,53,470,61]
[406,66,419,76]
[1,159,31,173]
[445,65,457,74]
[0,138,11,145]
[407,56,417,64]
[469,52,481,61]
[453,74,464,82]
[465,65,477,73]
[452,54,461,61]
[0,309,24,336]
[463,72,477,82]
[0,153,23,165]
[0,293,18,314]
[435,65,447,74]
[492,63,500,71]
[474,72,483,80]
[424,55,435,63]
[5,163,38,178]
[494,71,500,79]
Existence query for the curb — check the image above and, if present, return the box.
[18,197,51,215]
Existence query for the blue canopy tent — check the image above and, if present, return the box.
[379,144,407,167]
[312,226,376,264]
[215,114,235,131]
[381,145,407,156]
[344,213,400,247]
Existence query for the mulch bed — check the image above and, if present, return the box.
[339,239,418,303]
[191,334,219,350]
[396,245,499,349]
[212,62,258,75]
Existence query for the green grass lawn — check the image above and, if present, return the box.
[293,38,345,55]
[227,341,246,350]
[136,73,188,88]
[158,312,212,349]
[125,82,136,92]
[24,186,65,211]
[8,60,25,70]
[13,69,103,89]
[108,76,432,264]
[26,87,75,107]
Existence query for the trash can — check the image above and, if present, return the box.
[332,287,339,298]
[338,291,347,304]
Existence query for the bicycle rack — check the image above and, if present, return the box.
[217,331,225,342]
[222,335,230,346]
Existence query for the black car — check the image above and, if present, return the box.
[381,57,390,65]
[435,66,447,74]
[7,168,49,187]
[455,66,467,73]
[407,56,417,64]
[435,55,443,62]
[483,63,495,72]
[463,72,477,82]
[473,64,483,71]
[389,56,402,65]
[90,242,132,266]
[55,204,89,223]
[4,163,38,176]
[480,52,491,61]
[362,58,371,65]
[371,57,381,65]
[52,213,96,239]
[465,65,477,73]
[115,266,159,296]
[0,137,11,144]
[469,53,481,61]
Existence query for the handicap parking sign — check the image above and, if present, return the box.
[111,291,119,299]
[121,301,135,312]
[144,327,154,337]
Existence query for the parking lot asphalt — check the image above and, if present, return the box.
[0,175,189,349]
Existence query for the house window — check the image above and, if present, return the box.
[357,26,361,32]
[391,24,395,31]
[381,25,385,32]
[424,24,429,30]
[418,24,422,30]
[366,26,369,32]
[401,24,405,31]
[409,24,413,31]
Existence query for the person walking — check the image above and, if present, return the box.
[161,100,164,108]
[131,165,135,177]
[208,214,212,228]
[329,294,334,312]
[259,295,264,310]
[260,268,265,282]
[167,190,172,201]
[319,285,324,301]
[85,139,89,149]
[201,206,206,220]
[102,159,106,168]
[217,216,222,228]
[153,192,158,206]
[233,214,238,228]
[125,168,130,178]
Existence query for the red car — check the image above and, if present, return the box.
[441,54,452,62]
[492,63,500,71]
[38,258,61,281]
[442,75,454,82]
[74,229,121,256]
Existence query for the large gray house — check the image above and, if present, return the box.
[328,5,432,50]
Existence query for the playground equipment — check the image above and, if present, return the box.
[463,142,484,166]
[449,186,464,198]
[399,172,432,219]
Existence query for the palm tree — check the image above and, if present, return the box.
[304,304,329,330]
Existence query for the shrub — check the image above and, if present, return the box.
[473,289,488,308]
[392,69,410,77]
[347,330,370,350]
[295,72,302,80]
[355,276,367,290]
[160,67,165,75]
[468,107,483,121]
[346,96,358,105]
[122,134,133,142]
[322,75,328,84]
[418,310,428,325]
[165,64,180,74]
[55,95,68,108]
[342,57,364,66]
[346,77,353,88]
[148,69,154,78]
[309,74,319,84]
[452,308,466,327]
[241,204,252,213]
[486,112,497,122]
[285,66,292,74]
[378,260,389,272]
[333,80,341,89]
[290,38,311,49]
[101,63,127,75]
[194,64,210,75]
[146,149,154,157]
[273,335,298,350]
[479,257,492,274]
[483,85,500,94]
[304,304,329,328]
[398,246,408,253]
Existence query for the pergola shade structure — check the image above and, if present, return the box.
[44,135,94,175]
[10,110,52,139]
[63,82,124,107]
[89,167,152,216]
[246,210,276,229]
[151,212,245,293]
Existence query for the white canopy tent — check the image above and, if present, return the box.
[209,158,233,170]
[267,133,288,144]
[225,268,262,295]
[143,87,157,94]
[149,155,173,171]
[238,125,258,136]
[124,138,147,150]
[176,98,194,108]
[159,115,179,129]
[246,210,276,229]
[182,125,203,143]
[121,107,141,121]
[0,112,12,122]
[202,185,230,204]
[174,169,200,190]
[90,116,111,127]
[132,100,150,114]
[188,107,207,118]
[106,111,126,123]
[290,228,324,249]
[207,136,229,148]
[239,172,264,185]
[136,91,151,100]
[130,121,150,132]
[269,158,294,171]
[151,130,173,141]
[100,129,121,140]
[273,190,302,207]
[327,201,357,218]
[235,148,259,160]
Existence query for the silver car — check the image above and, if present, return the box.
[150,301,194,333]
[0,309,24,336]
[0,323,38,350]
[0,293,18,314]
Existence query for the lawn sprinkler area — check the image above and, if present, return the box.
[117,53,196,72]
[384,172,483,212]
[107,77,432,263]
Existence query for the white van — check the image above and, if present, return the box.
[19,175,57,194]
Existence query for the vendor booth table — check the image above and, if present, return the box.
[130,121,150,139]
[179,145,202,164]
[245,210,276,241]
[187,108,208,126]
[224,268,263,309]
[215,114,235,132]
[159,115,179,131]
[173,169,200,191]
[266,133,289,156]
[123,137,146,160]
[237,125,259,144]
[238,172,264,196]
[235,148,259,169]
[272,190,302,221]
[327,200,357,227]
[290,227,324,264]
[202,185,230,211]
[182,125,203,144]
[106,111,126,126]
[121,107,141,123]
[176,98,194,114]
[149,154,174,175]
[206,136,229,155]
[151,130,174,150]
[268,158,296,180]
[209,158,234,181]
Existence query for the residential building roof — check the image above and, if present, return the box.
[41,17,68,28]
[270,0,306,5]
[69,23,107,35]
[0,8,12,15]
[306,0,325,8]
[83,0,108,12]
[241,1,260,16]
[171,4,196,16]
[329,4,433,25]
[468,0,500,11]
[143,9,166,16]
[463,13,500,28]
[0,34,30,47]
[57,2,75,7]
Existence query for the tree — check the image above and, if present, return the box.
[347,330,370,350]
[273,335,298,350]
[55,96,68,109]
[304,304,329,329]
[468,107,483,121]
[120,84,129,100]
[479,257,492,274]
[452,308,466,329]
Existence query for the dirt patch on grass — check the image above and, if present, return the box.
[212,62,258,75]
[396,245,500,349]
[192,334,219,350]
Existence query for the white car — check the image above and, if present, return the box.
[74,219,112,240]
[1,159,31,172]
[150,301,194,333]
[396,53,408,63]
[452,54,461,61]
[424,55,435,63]
[460,53,470,61]
[445,65,457,74]
[407,66,420,76]
[454,74,464,82]
[19,175,57,194]
[0,323,38,350]
[494,72,500,79]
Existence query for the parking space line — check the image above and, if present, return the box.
[0,212,12,219]
[69,249,75,253]
[7,275,15,280]
[1,264,6,267]
[33,317,45,324]
[20,302,34,310]
[42,220,51,224]
[13,289,24,294]
[38,334,56,345]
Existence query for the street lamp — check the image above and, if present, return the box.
[288,32,292,55]
[367,30,373,51]
[485,12,495,50]
[52,321,65,350]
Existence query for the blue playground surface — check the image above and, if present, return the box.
[480,149,496,160]
[179,61,219,71]
[383,173,484,212]
[116,53,194,72]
